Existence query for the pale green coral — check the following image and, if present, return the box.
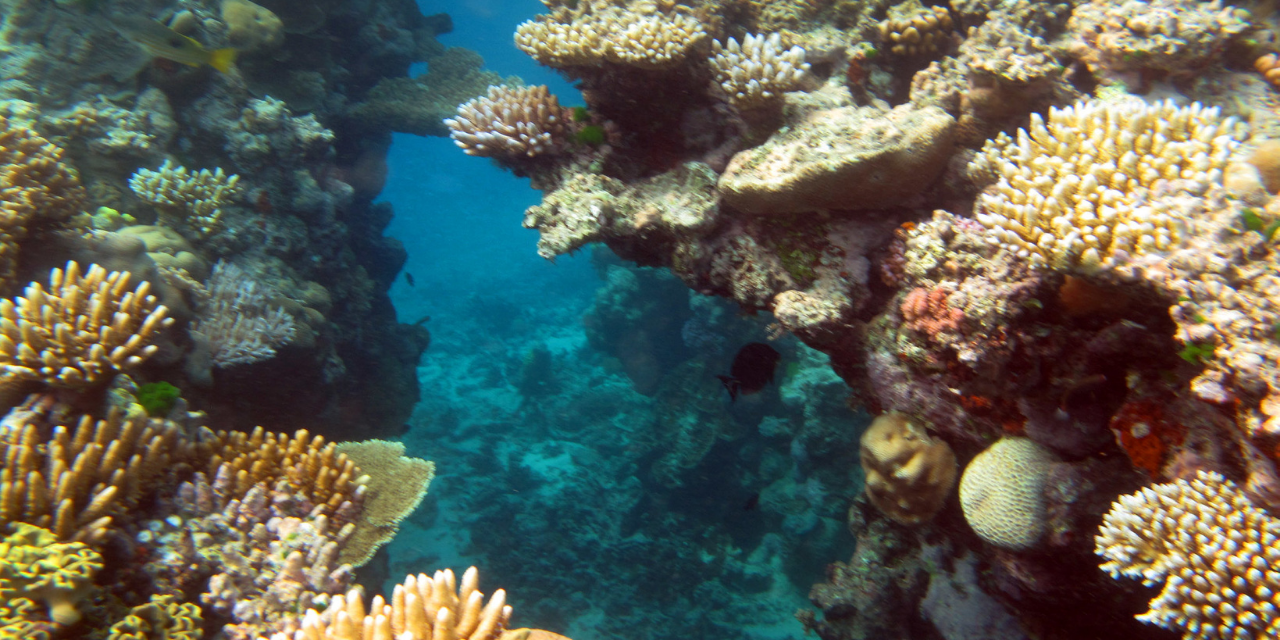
[0,523,102,626]
[107,595,203,640]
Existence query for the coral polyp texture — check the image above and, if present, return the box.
[709,33,809,110]
[514,0,707,70]
[445,85,568,159]
[973,100,1245,271]
[263,566,510,640]
[958,437,1057,550]
[128,160,242,236]
[0,522,102,626]
[1096,470,1280,639]
[0,262,173,389]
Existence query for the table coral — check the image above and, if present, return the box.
[0,261,173,389]
[0,522,102,626]
[514,0,707,70]
[972,99,1245,271]
[1096,470,1280,639]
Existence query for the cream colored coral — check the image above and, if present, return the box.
[972,100,1245,271]
[958,437,1056,550]
[445,86,567,159]
[709,33,809,110]
[860,412,957,525]
[1096,470,1280,639]
[514,1,706,69]
[265,567,511,640]
[129,159,241,235]
[0,262,173,388]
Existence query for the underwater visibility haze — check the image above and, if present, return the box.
[3,0,1280,639]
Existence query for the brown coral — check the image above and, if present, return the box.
[878,2,954,57]
[860,412,957,525]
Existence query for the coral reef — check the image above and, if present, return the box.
[1096,470,1280,638]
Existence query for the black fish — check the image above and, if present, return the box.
[718,342,781,402]
[405,272,415,287]
[743,492,760,511]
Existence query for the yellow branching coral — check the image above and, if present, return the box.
[197,426,366,518]
[334,440,435,566]
[0,408,191,543]
[709,33,809,110]
[129,159,241,235]
[0,115,86,234]
[973,100,1245,271]
[445,86,567,159]
[264,567,511,640]
[515,0,707,69]
[107,595,203,640]
[0,523,103,626]
[0,262,173,389]
[1096,470,1280,639]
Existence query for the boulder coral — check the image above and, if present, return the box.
[859,412,957,525]
[958,437,1058,550]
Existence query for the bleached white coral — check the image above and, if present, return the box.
[972,100,1245,271]
[709,33,809,110]
[1096,470,1280,639]
[445,85,567,159]
[129,160,242,235]
[188,262,296,370]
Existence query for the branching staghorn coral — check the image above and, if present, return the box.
[188,261,297,376]
[445,85,568,159]
[514,0,707,70]
[709,33,809,110]
[262,567,511,640]
[1096,470,1280,639]
[129,160,242,236]
[0,262,173,389]
[972,100,1245,271]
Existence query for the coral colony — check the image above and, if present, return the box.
[3,0,1280,638]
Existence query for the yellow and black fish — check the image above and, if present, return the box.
[112,16,237,73]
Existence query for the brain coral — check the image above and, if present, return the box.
[958,437,1057,550]
[1096,470,1280,639]
[860,412,957,525]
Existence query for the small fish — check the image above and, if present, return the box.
[743,492,760,511]
[405,272,415,287]
[718,342,781,402]
[112,16,237,73]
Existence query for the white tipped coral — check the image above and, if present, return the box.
[446,85,567,160]
[972,100,1245,271]
[1095,470,1280,639]
[128,160,242,235]
[514,1,707,69]
[709,33,809,110]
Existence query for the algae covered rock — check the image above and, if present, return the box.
[718,104,955,214]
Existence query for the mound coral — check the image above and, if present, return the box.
[972,100,1245,271]
[1096,470,1280,638]
[0,262,173,389]
[445,85,567,160]
[860,412,957,525]
[958,437,1057,550]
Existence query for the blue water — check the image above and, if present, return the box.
[377,4,856,640]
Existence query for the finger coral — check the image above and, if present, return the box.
[709,33,809,110]
[514,0,707,70]
[972,100,1245,271]
[445,85,567,159]
[129,160,242,236]
[0,407,190,542]
[1095,470,1280,639]
[0,262,173,389]
[0,522,102,626]
[263,566,511,640]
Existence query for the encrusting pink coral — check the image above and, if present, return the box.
[901,286,963,340]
